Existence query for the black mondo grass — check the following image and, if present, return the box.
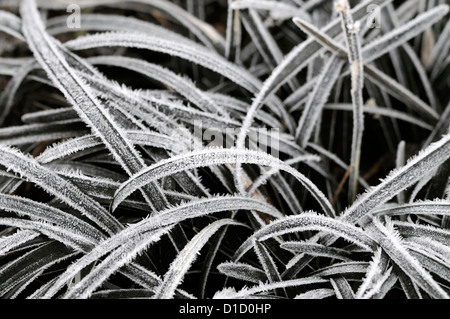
[0,0,449,300]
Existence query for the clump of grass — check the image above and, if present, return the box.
[0,0,449,299]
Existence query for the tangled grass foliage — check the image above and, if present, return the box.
[0,0,449,299]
